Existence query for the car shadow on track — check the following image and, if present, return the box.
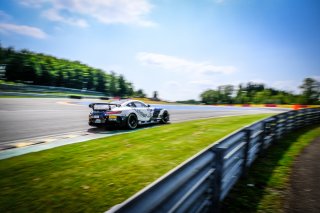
[87,123,170,134]
[87,127,131,135]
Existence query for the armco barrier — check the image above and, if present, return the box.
[0,83,105,96]
[107,108,320,213]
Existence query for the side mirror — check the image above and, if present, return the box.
[89,104,93,108]
[147,104,151,107]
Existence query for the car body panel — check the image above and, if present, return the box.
[88,100,169,128]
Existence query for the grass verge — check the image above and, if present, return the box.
[0,114,272,213]
[221,124,320,213]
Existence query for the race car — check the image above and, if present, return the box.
[88,99,170,129]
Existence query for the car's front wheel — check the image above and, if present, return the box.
[126,113,138,129]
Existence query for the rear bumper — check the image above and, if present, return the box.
[88,116,126,127]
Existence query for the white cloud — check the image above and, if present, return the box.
[271,80,300,93]
[20,0,46,8]
[136,52,236,74]
[42,8,88,28]
[0,23,47,39]
[160,81,199,101]
[136,52,237,100]
[244,79,300,94]
[164,81,181,88]
[312,76,320,81]
[189,80,213,85]
[0,10,12,21]
[188,80,215,89]
[20,0,155,27]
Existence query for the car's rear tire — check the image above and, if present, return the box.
[127,113,138,129]
[160,111,170,124]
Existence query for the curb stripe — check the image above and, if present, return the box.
[0,132,92,151]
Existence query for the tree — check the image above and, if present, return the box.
[152,91,159,101]
[200,90,220,104]
[109,72,118,96]
[86,69,94,90]
[5,52,23,81]
[56,70,64,87]
[118,75,127,97]
[1,45,136,96]
[201,81,306,105]
[126,82,134,96]
[253,90,269,104]
[218,85,234,103]
[135,89,146,98]
[39,67,51,85]
[95,70,106,93]
[299,78,320,104]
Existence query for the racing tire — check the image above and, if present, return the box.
[126,113,138,130]
[160,111,170,124]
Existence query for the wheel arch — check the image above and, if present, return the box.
[126,112,139,129]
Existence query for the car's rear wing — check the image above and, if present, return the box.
[89,103,120,110]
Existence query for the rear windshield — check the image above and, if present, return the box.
[110,100,128,105]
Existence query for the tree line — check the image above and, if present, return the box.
[0,45,147,98]
[201,78,320,105]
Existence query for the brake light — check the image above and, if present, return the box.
[107,111,122,114]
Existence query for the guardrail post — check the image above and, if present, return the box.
[242,128,251,177]
[211,147,225,213]
[301,109,307,127]
[310,108,315,124]
[308,109,312,125]
[305,109,310,126]
[272,116,279,143]
[316,108,320,123]
[291,110,297,130]
[259,121,267,154]
[293,111,299,129]
[277,114,284,140]
[296,110,303,129]
[283,113,289,134]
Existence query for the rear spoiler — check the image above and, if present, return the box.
[89,103,120,109]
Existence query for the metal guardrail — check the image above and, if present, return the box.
[107,108,320,213]
[0,83,104,96]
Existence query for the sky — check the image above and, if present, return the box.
[0,0,319,101]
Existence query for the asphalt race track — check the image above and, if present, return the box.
[0,98,288,145]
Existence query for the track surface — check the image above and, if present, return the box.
[0,98,286,144]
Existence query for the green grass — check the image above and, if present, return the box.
[221,125,320,213]
[0,114,272,213]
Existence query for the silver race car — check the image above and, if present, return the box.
[88,100,170,129]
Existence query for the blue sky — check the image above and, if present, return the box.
[0,0,319,101]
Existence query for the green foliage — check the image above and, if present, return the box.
[0,45,139,97]
[201,85,235,104]
[152,91,160,101]
[201,79,320,105]
[300,78,320,104]
[176,99,201,104]
[201,89,220,104]
[134,89,147,98]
